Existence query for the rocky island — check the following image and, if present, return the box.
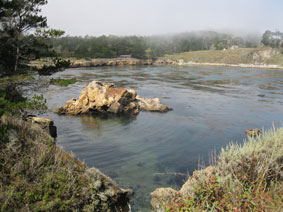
[56,81,172,115]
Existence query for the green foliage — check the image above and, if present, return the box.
[0,93,47,117]
[37,58,71,75]
[0,0,66,76]
[0,0,49,74]
[261,30,283,48]
[166,127,283,211]
[50,78,77,87]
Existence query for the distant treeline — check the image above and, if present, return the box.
[50,31,260,59]
[261,30,283,48]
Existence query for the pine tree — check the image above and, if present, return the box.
[0,0,48,74]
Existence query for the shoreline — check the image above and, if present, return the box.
[177,61,283,70]
[30,57,283,71]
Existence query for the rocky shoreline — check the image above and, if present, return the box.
[30,57,283,70]
[1,115,133,211]
[177,60,283,70]
[29,58,179,69]
[150,166,215,212]
[0,82,134,211]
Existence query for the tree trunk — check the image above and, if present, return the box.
[14,38,20,73]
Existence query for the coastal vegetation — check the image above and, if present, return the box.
[0,1,282,211]
[0,116,131,212]
[156,127,283,211]
[0,1,131,211]
[0,77,131,212]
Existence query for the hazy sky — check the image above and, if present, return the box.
[42,0,283,36]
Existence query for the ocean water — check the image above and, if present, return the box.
[24,65,283,211]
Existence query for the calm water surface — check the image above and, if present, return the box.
[25,65,283,211]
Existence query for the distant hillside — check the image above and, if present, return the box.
[50,31,260,59]
[165,47,283,66]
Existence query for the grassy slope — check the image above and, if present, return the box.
[165,47,283,66]
[0,117,129,212]
[166,127,283,211]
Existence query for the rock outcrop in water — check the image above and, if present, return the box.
[56,81,172,115]
[29,58,179,69]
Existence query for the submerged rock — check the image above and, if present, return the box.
[136,95,172,112]
[56,81,171,115]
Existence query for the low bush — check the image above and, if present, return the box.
[0,93,47,117]
[166,127,283,212]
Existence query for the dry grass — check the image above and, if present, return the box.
[0,117,129,212]
[165,47,283,66]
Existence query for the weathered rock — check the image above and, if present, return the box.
[180,166,215,196]
[69,58,153,68]
[56,81,171,115]
[136,95,172,112]
[86,167,133,211]
[153,58,178,65]
[26,116,57,138]
[150,166,215,212]
[245,128,261,137]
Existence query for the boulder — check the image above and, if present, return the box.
[26,116,57,138]
[245,128,261,137]
[56,81,171,115]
